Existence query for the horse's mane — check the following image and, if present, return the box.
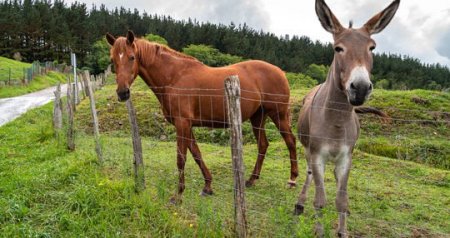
[136,38,202,66]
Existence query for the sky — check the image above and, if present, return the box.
[68,0,450,68]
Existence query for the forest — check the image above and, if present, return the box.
[0,0,449,90]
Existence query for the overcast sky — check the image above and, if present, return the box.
[68,0,450,67]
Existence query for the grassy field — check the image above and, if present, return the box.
[77,79,450,169]
[0,56,31,81]
[0,57,67,98]
[0,76,448,237]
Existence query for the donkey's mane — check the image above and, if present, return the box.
[136,38,202,65]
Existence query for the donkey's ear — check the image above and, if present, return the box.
[127,30,135,45]
[364,0,400,35]
[315,0,344,34]
[106,33,116,46]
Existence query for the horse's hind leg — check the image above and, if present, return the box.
[246,109,268,187]
[294,148,313,215]
[269,110,298,187]
[188,131,213,196]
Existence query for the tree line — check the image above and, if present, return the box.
[0,0,449,90]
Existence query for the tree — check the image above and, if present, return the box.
[143,34,168,45]
[85,38,110,74]
[182,44,243,67]
[305,64,328,83]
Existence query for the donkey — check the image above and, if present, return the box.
[293,0,400,236]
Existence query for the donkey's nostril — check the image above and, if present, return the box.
[369,83,373,90]
[350,83,356,90]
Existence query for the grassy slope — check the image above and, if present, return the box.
[0,79,449,237]
[77,79,450,169]
[0,56,31,81]
[0,57,67,98]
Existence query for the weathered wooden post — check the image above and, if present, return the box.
[53,83,63,134]
[67,78,75,151]
[126,97,146,192]
[224,75,247,238]
[83,70,103,164]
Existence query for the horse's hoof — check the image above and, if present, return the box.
[293,204,304,216]
[287,180,297,189]
[169,196,182,205]
[245,180,255,187]
[199,189,213,196]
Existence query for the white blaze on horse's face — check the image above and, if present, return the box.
[106,31,138,102]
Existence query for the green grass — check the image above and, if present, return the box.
[0,102,449,237]
[0,71,67,98]
[0,79,449,237]
[0,56,31,81]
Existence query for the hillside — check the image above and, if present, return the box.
[0,80,448,237]
[76,78,450,169]
[0,56,31,81]
[0,57,67,98]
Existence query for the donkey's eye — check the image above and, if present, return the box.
[335,46,344,53]
[130,56,135,61]
[369,46,376,51]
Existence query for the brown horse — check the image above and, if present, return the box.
[106,31,298,202]
[293,0,399,237]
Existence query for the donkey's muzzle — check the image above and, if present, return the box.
[348,82,372,106]
[117,88,130,102]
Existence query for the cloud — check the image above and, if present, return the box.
[72,0,270,31]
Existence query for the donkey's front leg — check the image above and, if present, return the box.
[170,120,190,204]
[335,154,352,238]
[311,155,326,237]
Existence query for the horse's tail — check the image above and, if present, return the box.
[355,107,391,123]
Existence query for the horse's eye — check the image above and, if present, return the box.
[335,46,344,53]
[369,46,376,51]
[130,56,135,61]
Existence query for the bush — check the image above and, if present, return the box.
[285,72,318,89]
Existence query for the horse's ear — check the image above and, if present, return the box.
[127,30,135,45]
[315,0,343,34]
[106,33,116,46]
[364,0,400,35]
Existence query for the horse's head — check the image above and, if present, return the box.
[316,0,399,106]
[106,30,139,102]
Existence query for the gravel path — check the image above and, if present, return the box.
[0,84,73,126]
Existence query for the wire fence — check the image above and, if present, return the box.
[61,75,449,237]
[0,61,72,86]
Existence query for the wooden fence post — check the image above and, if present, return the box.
[53,83,63,134]
[224,75,247,238]
[66,79,75,151]
[126,98,146,192]
[83,71,103,164]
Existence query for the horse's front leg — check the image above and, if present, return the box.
[188,131,213,196]
[335,153,352,238]
[170,119,190,204]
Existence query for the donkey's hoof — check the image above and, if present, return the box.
[314,223,325,238]
[293,204,304,216]
[199,189,214,196]
[245,180,255,187]
[337,231,348,238]
[287,180,297,189]
[169,196,182,205]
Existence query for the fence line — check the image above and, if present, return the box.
[56,71,448,237]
